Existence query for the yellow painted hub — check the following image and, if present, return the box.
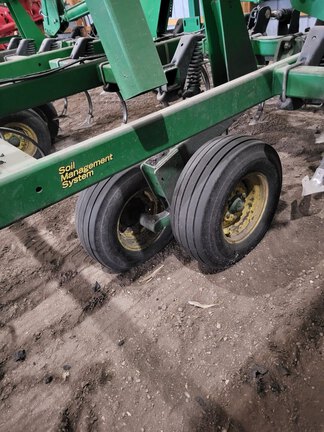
[2,122,38,156]
[223,173,269,244]
[117,189,163,252]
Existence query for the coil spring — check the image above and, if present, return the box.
[86,41,95,56]
[27,41,36,55]
[51,41,60,51]
[184,40,203,98]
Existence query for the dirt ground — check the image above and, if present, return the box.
[0,89,323,432]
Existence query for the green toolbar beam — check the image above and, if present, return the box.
[0,55,298,228]
[0,59,104,117]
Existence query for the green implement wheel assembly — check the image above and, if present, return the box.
[171,136,282,271]
[76,166,173,273]
[0,110,52,158]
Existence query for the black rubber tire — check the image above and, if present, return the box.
[75,166,173,273]
[0,109,51,158]
[32,102,59,143]
[171,136,282,270]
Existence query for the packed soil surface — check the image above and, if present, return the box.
[0,89,323,432]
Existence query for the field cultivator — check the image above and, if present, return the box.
[0,0,323,273]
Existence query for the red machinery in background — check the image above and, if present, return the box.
[0,0,42,49]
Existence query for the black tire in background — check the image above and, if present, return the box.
[0,109,52,158]
[76,167,173,273]
[171,135,282,271]
[32,102,59,143]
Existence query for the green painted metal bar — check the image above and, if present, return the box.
[140,0,162,38]
[291,0,324,20]
[211,0,257,80]
[0,59,104,116]
[0,55,297,229]
[201,0,257,87]
[0,36,180,118]
[5,0,44,49]
[273,65,324,100]
[156,0,173,36]
[85,0,166,99]
[42,0,66,36]
[0,46,75,79]
[188,0,200,17]
[0,28,175,85]
[0,40,103,80]
[64,1,89,21]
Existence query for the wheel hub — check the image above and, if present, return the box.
[117,189,165,252]
[2,122,38,156]
[223,173,269,244]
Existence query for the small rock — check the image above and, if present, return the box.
[14,350,26,362]
[216,322,221,329]
[63,364,71,371]
[178,307,183,312]
[44,375,53,384]
[118,339,125,347]
[93,281,101,292]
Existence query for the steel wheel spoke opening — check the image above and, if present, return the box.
[222,172,269,244]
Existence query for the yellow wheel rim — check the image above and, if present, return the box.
[117,189,164,252]
[2,122,38,156]
[222,172,269,244]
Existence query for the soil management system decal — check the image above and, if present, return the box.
[58,154,114,189]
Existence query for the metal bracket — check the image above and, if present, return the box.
[7,36,22,50]
[139,210,170,233]
[302,157,324,196]
[70,37,95,59]
[16,38,36,56]
[38,38,61,53]
[170,33,204,88]
[297,26,324,66]
[248,6,271,35]
[280,27,324,109]
[141,120,234,205]
[272,8,300,36]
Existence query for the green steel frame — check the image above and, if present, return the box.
[0,0,323,230]
[0,0,302,118]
